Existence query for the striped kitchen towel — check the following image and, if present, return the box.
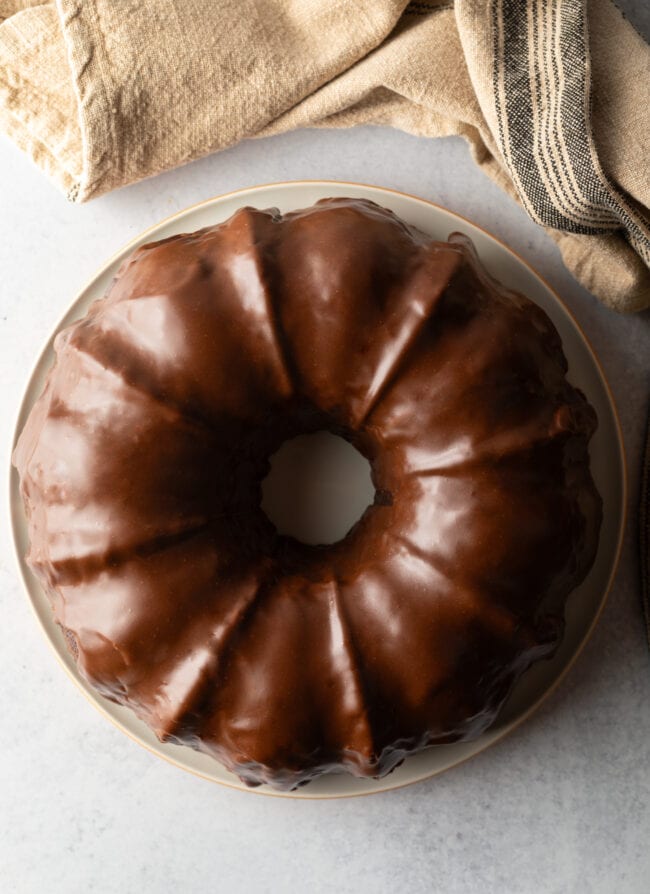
[0,0,648,310]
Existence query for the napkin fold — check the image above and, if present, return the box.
[0,0,649,311]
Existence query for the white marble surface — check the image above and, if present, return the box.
[2,113,650,893]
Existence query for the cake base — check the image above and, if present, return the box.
[9,181,625,798]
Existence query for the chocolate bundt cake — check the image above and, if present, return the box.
[13,198,602,790]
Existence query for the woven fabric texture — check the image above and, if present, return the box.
[0,0,649,310]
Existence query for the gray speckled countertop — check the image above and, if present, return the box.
[2,21,650,889]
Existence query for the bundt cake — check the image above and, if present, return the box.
[13,198,602,790]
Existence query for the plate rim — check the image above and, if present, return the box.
[8,179,628,799]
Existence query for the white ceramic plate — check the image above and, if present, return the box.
[9,181,626,799]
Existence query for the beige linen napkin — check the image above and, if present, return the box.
[0,0,649,311]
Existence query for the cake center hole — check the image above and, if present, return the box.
[261,431,375,546]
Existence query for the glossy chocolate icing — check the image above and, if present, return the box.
[14,198,602,790]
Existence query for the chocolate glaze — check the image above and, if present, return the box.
[13,199,602,790]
